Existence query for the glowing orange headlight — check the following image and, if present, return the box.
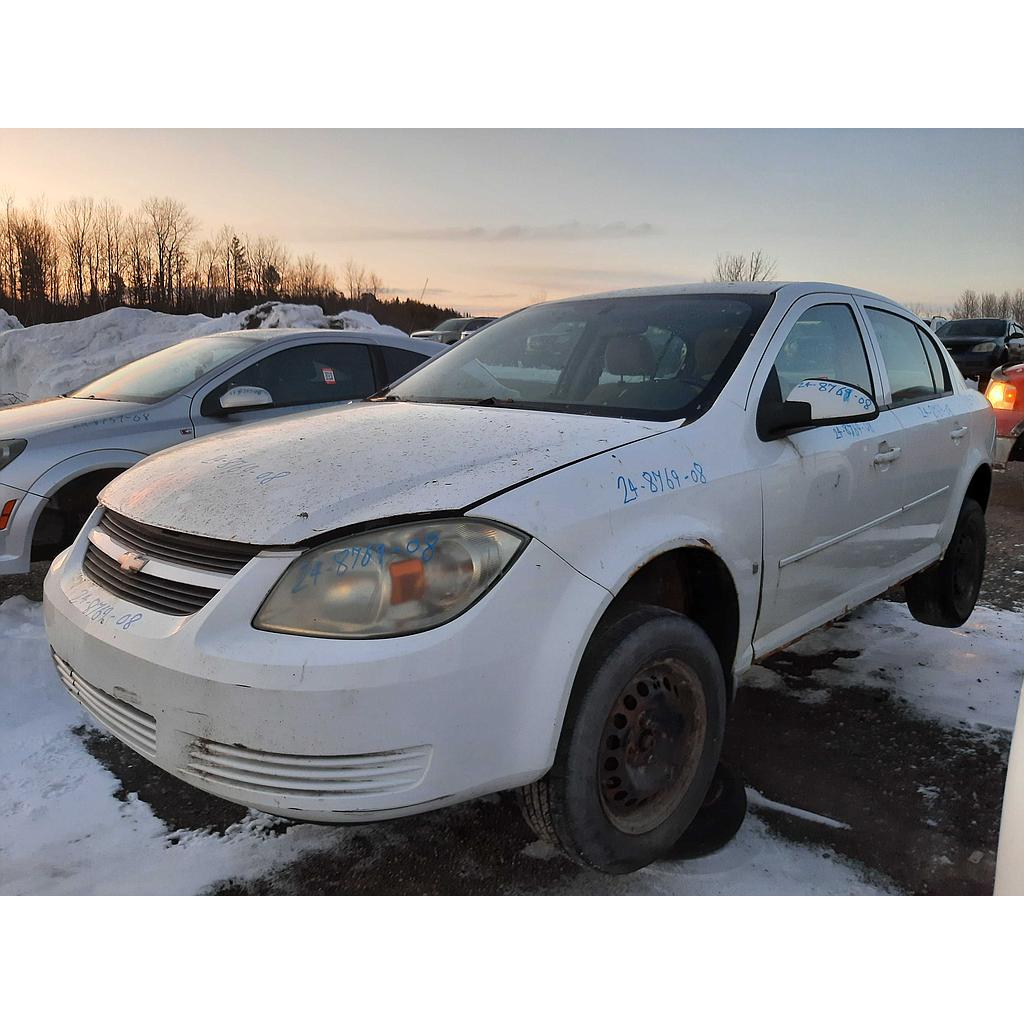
[986,380,1018,410]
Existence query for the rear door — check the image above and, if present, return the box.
[190,340,379,438]
[859,303,974,564]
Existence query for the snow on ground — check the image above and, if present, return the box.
[742,600,1023,732]
[0,302,406,404]
[9,591,1013,894]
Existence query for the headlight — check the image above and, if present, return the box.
[0,439,27,472]
[971,342,997,353]
[254,518,527,638]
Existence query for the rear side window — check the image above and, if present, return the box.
[917,327,951,394]
[381,346,430,384]
[866,309,939,406]
[769,303,874,399]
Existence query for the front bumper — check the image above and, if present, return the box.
[43,516,609,822]
[0,479,47,575]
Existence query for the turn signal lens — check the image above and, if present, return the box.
[986,380,1018,410]
[0,498,15,530]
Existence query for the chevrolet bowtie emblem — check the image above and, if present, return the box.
[118,551,148,574]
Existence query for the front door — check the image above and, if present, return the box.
[753,296,908,656]
[190,341,377,438]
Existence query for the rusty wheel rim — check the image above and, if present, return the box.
[597,656,707,835]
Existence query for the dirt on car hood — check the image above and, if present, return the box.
[100,400,671,545]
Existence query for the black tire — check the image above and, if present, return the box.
[518,604,727,874]
[667,762,747,859]
[905,497,986,628]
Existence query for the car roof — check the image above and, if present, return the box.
[539,281,897,304]
[200,328,443,353]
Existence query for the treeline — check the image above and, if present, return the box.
[947,288,1024,321]
[0,194,463,333]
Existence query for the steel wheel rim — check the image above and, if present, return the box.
[597,656,707,835]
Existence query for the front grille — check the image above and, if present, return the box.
[99,508,259,575]
[83,542,218,615]
[53,651,157,757]
[184,739,431,798]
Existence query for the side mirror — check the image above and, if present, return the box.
[219,385,273,413]
[758,379,877,440]
[785,379,877,420]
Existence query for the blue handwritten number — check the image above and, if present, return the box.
[617,475,639,504]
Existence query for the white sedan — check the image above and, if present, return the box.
[43,282,993,874]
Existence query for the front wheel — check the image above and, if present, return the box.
[518,605,727,874]
[905,496,986,627]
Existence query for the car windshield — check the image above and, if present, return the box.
[70,334,263,404]
[387,293,774,421]
[433,319,469,333]
[936,319,1005,339]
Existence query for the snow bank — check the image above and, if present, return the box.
[0,309,22,332]
[0,302,406,404]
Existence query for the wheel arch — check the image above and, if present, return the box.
[588,544,742,701]
[27,450,144,556]
[964,461,992,512]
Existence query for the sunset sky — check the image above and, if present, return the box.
[2,128,1021,315]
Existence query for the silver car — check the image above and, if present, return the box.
[411,316,496,345]
[0,328,444,575]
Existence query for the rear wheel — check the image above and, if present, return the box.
[518,605,727,874]
[905,497,986,627]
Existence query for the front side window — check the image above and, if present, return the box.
[866,308,940,405]
[767,303,874,401]
[387,294,774,421]
[205,343,375,412]
[71,333,263,404]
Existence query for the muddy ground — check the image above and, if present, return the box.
[7,463,1023,894]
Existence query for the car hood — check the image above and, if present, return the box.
[941,337,1004,348]
[0,395,154,439]
[100,400,673,545]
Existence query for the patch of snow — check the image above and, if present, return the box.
[0,302,406,404]
[746,788,851,830]
[742,600,1024,732]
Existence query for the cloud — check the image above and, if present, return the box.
[378,285,452,296]
[355,221,660,243]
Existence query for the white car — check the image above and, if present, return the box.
[995,691,1024,894]
[0,329,443,575]
[43,283,994,874]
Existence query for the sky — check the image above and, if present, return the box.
[1,128,1021,316]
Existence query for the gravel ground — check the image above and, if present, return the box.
[5,463,1022,894]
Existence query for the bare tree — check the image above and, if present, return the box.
[713,249,777,282]
[56,197,95,306]
[949,289,980,319]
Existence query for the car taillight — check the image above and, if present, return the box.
[986,380,1018,410]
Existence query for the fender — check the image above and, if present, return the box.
[473,419,761,674]
[26,447,148,500]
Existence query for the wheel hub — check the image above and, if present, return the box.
[598,657,707,835]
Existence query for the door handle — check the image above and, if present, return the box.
[872,446,902,467]
[950,425,968,440]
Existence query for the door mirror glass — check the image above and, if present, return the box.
[785,379,877,420]
[220,385,273,412]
